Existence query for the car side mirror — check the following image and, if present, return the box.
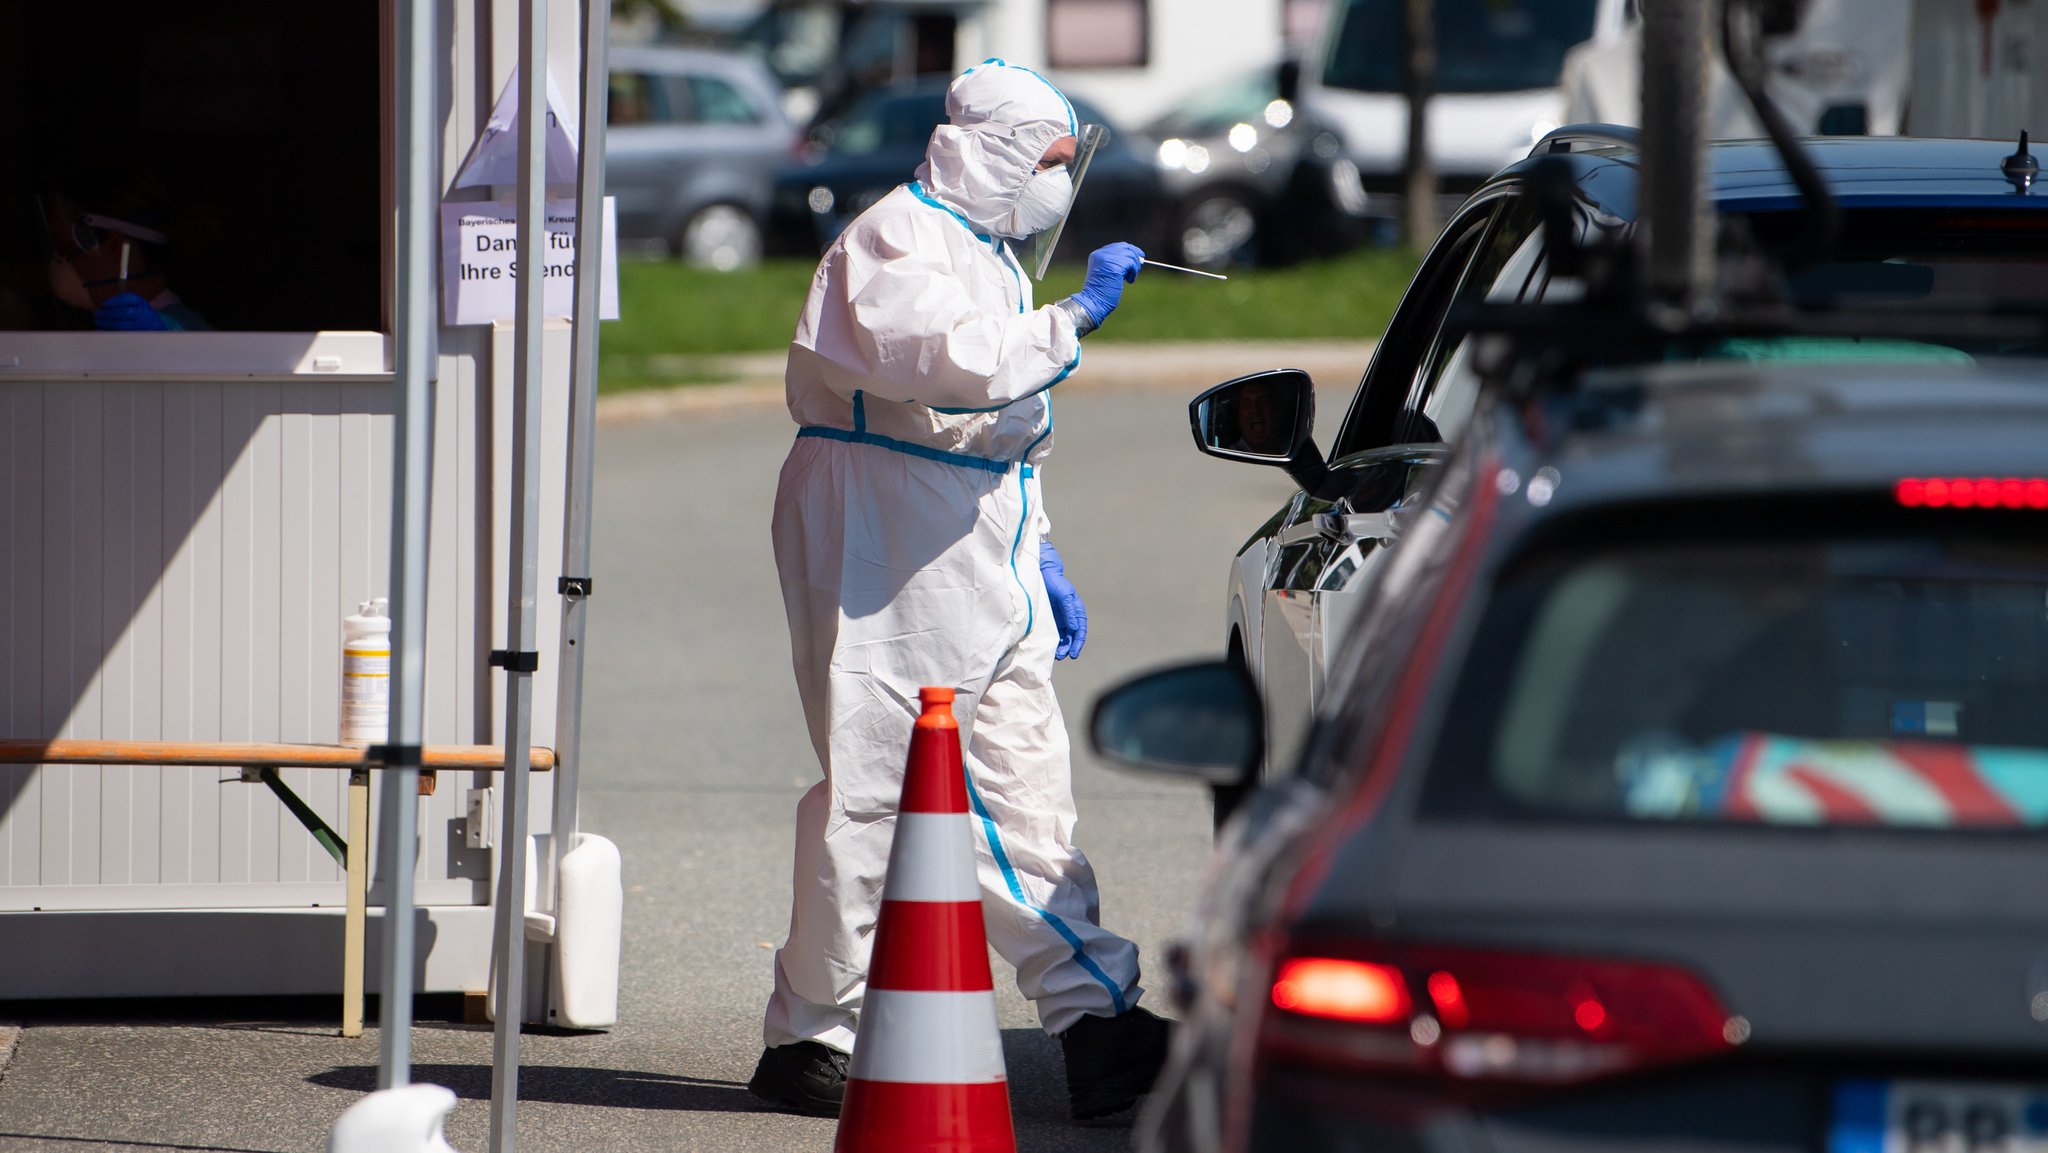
[1089,660,1264,786]
[1188,369,1332,496]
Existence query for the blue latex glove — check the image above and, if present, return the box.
[1039,540,1088,660]
[94,292,170,332]
[1069,242,1145,325]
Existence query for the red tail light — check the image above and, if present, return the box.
[1272,958,1411,1023]
[1896,477,2048,509]
[1260,941,1742,1086]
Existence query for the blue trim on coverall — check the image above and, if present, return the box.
[963,444,1127,1016]
[795,426,1014,474]
[865,160,1123,1013]
[908,181,995,245]
[899,188,1082,416]
[969,396,1125,1014]
[968,58,1078,134]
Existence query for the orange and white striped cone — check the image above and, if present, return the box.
[834,685,1016,1153]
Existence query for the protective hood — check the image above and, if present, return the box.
[915,59,1078,238]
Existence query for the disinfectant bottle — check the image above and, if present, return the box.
[341,597,392,746]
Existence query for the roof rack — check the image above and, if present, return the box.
[1531,124,1641,157]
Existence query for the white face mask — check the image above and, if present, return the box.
[1005,167,1073,238]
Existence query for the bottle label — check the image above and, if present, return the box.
[342,646,392,744]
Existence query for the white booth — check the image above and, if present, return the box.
[0,0,603,1009]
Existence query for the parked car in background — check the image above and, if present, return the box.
[1192,132,2048,825]
[766,77,1164,261]
[1145,63,1374,268]
[1095,355,2048,1153]
[605,46,796,269]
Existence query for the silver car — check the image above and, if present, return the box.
[606,46,795,269]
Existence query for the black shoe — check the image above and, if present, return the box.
[1059,1006,1172,1121]
[748,1041,849,1116]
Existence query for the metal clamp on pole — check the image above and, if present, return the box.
[488,650,541,673]
[367,743,438,795]
[558,576,593,598]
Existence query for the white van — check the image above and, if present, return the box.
[1303,0,1632,216]
[1558,0,1911,139]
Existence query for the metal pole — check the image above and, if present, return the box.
[546,0,611,948]
[1640,0,1714,311]
[378,0,437,1092]
[488,0,547,1147]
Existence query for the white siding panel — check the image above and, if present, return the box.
[50,386,106,886]
[102,382,168,885]
[100,384,136,886]
[217,385,261,884]
[245,383,287,883]
[3,370,521,937]
[160,380,227,885]
[1,386,46,886]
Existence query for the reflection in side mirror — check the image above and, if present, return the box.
[1089,661,1264,786]
[1188,369,1315,465]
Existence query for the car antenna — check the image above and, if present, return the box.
[2002,131,2038,193]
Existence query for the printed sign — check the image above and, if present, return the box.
[440,197,620,326]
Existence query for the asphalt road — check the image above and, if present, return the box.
[0,363,1348,1152]
[565,378,1304,1152]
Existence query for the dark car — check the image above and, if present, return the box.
[1096,353,2048,1153]
[1144,63,1374,268]
[766,78,1164,260]
[1206,132,2048,827]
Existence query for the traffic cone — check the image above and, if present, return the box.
[834,686,1015,1153]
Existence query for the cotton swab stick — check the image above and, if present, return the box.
[1142,258,1228,280]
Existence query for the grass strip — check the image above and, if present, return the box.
[599,247,1418,394]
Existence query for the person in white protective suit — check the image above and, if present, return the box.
[748,59,1171,1123]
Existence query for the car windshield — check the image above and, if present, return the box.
[823,92,946,155]
[820,89,1116,159]
[1322,0,1599,95]
[1150,73,1281,138]
[1423,523,2048,830]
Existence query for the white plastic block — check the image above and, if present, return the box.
[483,832,623,1028]
[327,1083,460,1153]
[552,832,623,1029]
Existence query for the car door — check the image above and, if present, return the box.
[606,67,693,243]
[1258,192,1545,773]
[1252,197,1497,772]
[606,63,780,247]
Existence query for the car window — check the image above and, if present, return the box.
[1401,199,1547,444]
[608,72,675,125]
[834,94,943,156]
[687,74,763,125]
[1330,203,1500,460]
[1423,522,2048,831]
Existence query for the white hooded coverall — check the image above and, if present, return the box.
[766,60,1143,1054]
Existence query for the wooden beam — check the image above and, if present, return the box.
[0,740,555,771]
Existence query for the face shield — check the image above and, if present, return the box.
[1015,122,1107,280]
